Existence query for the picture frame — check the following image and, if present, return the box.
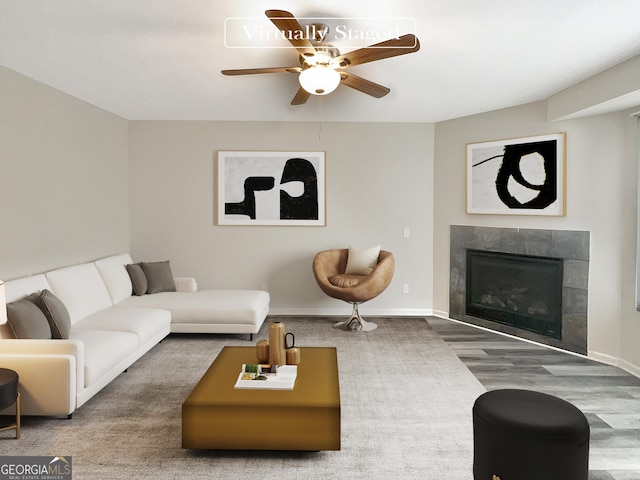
[466,132,566,216]
[217,151,326,226]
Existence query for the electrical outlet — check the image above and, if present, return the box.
[403,283,410,294]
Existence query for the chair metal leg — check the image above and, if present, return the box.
[333,303,377,332]
[16,392,20,440]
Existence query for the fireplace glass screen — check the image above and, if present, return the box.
[465,249,563,339]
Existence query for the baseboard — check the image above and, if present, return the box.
[588,350,640,378]
[268,308,433,317]
[619,358,640,378]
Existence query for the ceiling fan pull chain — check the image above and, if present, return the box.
[318,99,324,142]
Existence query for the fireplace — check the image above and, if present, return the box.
[449,226,589,355]
[465,250,563,339]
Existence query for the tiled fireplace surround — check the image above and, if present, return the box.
[449,225,589,355]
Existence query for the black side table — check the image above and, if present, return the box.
[0,368,20,439]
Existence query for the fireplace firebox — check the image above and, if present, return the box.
[465,249,563,340]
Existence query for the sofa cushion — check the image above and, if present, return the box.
[141,261,176,294]
[345,245,381,275]
[46,263,114,324]
[73,306,171,346]
[329,274,367,288]
[94,254,135,304]
[119,290,269,326]
[69,329,138,387]
[3,274,51,303]
[6,293,52,339]
[126,264,148,296]
[38,289,71,339]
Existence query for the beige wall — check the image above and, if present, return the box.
[0,66,130,280]
[128,121,434,315]
[4,60,639,375]
[433,101,640,375]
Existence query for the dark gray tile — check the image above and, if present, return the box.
[564,287,589,315]
[450,225,474,250]
[473,226,517,251]
[518,228,553,256]
[564,259,590,289]
[608,471,640,480]
[551,229,590,260]
[590,471,616,480]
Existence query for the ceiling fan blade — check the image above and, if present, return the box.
[265,10,316,58]
[335,34,420,68]
[291,88,311,105]
[221,67,301,76]
[339,72,390,98]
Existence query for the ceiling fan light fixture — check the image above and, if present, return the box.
[298,66,341,95]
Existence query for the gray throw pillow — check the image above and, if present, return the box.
[126,263,148,296]
[6,292,52,339]
[38,289,71,339]
[141,261,176,294]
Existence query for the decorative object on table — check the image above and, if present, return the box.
[239,364,277,380]
[466,132,566,216]
[234,364,297,390]
[255,331,300,365]
[256,339,270,363]
[284,332,295,349]
[286,347,301,365]
[217,151,325,226]
[283,331,300,365]
[312,247,395,332]
[268,321,287,365]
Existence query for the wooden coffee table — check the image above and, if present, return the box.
[182,346,340,451]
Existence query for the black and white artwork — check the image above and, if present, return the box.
[466,133,565,216]
[217,151,325,226]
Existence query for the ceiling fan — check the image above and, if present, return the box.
[221,10,421,105]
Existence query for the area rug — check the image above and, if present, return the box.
[0,317,486,479]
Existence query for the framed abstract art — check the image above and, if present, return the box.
[217,151,326,226]
[466,132,566,216]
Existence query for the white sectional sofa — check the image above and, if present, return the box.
[0,253,270,417]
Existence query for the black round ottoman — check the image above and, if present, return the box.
[473,389,589,480]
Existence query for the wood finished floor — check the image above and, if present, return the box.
[427,317,640,480]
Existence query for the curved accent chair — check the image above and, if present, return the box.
[312,248,395,332]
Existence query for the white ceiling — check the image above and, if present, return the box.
[2,0,640,123]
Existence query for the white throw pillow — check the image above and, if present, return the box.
[345,245,381,275]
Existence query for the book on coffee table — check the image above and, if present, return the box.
[234,364,297,390]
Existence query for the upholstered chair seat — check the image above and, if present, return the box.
[313,248,394,331]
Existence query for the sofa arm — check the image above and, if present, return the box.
[0,339,85,393]
[174,277,198,292]
[0,354,76,417]
[0,339,82,356]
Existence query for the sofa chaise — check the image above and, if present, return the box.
[0,253,270,417]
